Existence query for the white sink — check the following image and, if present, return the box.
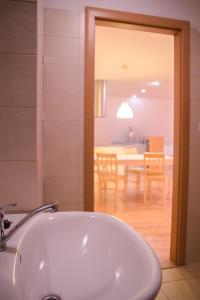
[1,212,162,300]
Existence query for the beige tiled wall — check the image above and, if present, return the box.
[0,1,38,211]
[43,8,83,210]
[186,28,200,263]
[0,161,38,210]
[0,54,36,107]
[0,108,36,160]
[43,5,200,263]
[37,5,44,204]
[0,1,37,54]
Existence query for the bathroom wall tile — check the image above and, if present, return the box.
[44,36,79,65]
[44,64,80,92]
[186,218,200,242]
[189,147,200,174]
[79,139,84,176]
[189,123,200,148]
[162,278,200,300]
[58,202,83,211]
[43,7,83,210]
[80,38,85,94]
[79,92,84,122]
[45,8,79,37]
[37,6,44,204]
[190,29,200,52]
[190,100,200,124]
[12,0,37,2]
[43,92,82,121]
[37,7,44,52]
[188,169,200,196]
[37,75,43,158]
[44,176,81,206]
[37,46,43,67]
[0,161,38,211]
[187,195,200,219]
[190,52,200,77]
[0,54,36,107]
[80,11,85,38]
[44,120,81,148]
[186,263,200,277]
[0,1,36,54]
[186,241,200,263]
[190,76,200,100]
[79,176,84,202]
[0,108,36,160]
[44,148,81,177]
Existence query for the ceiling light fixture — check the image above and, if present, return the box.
[149,81,160,86]
[141,89,146,93]
[116,102,134,119]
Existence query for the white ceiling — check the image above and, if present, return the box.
[105,80,173,99]
[95,25,174,98]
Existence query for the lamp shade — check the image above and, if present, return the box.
[116,102,134,119]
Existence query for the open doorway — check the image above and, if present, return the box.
[94,24,174,268]
[84,7,189,267]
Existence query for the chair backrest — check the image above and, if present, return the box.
[144,152,165,176]
[96,153,118,176]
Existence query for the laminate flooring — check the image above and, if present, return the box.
[94,176,174,269]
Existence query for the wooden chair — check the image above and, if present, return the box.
[127,165,144,194]
[96,153,128,201]
[126,147,144,194]
[143,152,166,202]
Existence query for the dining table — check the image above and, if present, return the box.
[116,153,173,167]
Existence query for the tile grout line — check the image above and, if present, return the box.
[160,287,170,300]
[162,273,200,284]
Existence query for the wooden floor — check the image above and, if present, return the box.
[94,175,174,269]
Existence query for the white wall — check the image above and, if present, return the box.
[40,0,200,263]
[95,82,173,152]
[41,0,200,30]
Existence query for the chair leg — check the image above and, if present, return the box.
[99,180,106,202]
[98,181,102,201]
[115,181,119,204]
[136,173,141,193]
[162,180,167,201]
[124,178,128,201]
[144,176,149,204]
[103,181,107,202]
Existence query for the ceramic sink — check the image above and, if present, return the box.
[0,212,162,300]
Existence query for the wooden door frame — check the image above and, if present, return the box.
[84,7,190,265]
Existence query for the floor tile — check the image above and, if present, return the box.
[155,289,169,299]
[162,266,195,282]
[162,278,200,300]
[185,263,200,277]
